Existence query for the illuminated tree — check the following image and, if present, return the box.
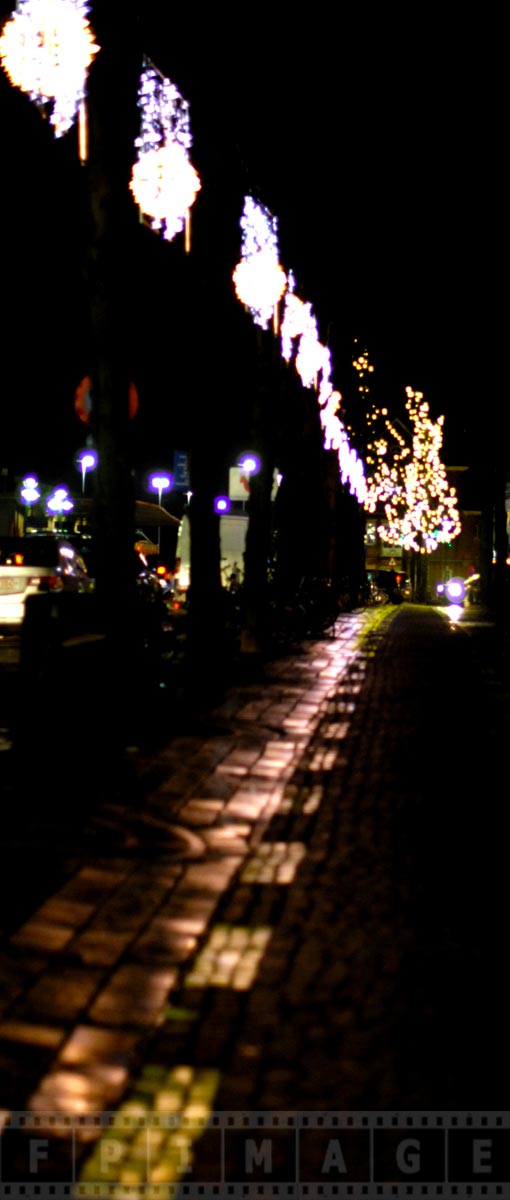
[381,387,461,554]
[352,343,412,516]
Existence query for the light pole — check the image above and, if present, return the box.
[149,472,173,551]
[238,452,261,477]
[46,487,74,529]
[77,449,98,493]
[20,475,41,532]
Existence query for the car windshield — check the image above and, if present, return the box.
[0,536,61,567]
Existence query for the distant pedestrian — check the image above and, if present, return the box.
[228,561,241,591]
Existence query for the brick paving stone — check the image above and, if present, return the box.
[58,1025,139,1066]
[67,929,135,968]
[10,920,75,953]
[131,916,200,967]
[6,966,105,1023]
[29,1063,130,1113]
[89,965,177,1028]
[57,865,132,904]
[0,605,509,1191]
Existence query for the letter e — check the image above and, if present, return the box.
[473,1139,492,1174]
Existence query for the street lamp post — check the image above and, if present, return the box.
[238,452,261,477]
[20,475,41,532]
[46,487,74,528]
[77,449,98,493]
[149,472,173,550]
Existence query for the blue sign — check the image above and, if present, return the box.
[172,450,190,490]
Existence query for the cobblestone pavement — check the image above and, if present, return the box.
[0,603,509,1195]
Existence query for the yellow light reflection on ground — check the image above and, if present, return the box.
[309,748,338,771]
[302,784,324,814]
[240,842,306,884]
[183,924,272,989]
[76,1066,220,1195]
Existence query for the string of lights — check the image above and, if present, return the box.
[232,196,367,504]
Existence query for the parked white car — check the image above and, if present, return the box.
[0,534,94,627]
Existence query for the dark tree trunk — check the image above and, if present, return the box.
[186,447,225,706]
[239,327,280,665]
[82,7,142,754]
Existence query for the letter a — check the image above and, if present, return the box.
[322,1139,347,1174]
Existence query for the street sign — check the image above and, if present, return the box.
[172,450,190,490]
[229,467,250,500]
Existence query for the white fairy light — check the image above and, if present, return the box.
[379,387,461,551]
[130,56,201,245]
[295,306,327,390]
[319,388,341,439]
[335,425,367,504]
[280,273,310,361]
[130,142,201,241]
[317,343,333,403]
[232,195,287,329]
[0,0,99,145]
[280,278,366,505]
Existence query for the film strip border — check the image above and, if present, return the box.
[4,1110,510,1130]
[1,1112,509,1198]
[1,1183,510,1199]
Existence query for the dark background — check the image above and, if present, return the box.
[0,4,505,482]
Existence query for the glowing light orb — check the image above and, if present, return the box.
[238,453,261,475]
[130,141,201,241]
[149,473,173,505]
[21,477,40,503]
[131,57,201,244]
[233,196,287,329]
[445,577,466,602]
[0,0,99,140]
[47,487,73,513]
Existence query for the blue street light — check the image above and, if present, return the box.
[149,472,173,506]
[445,577,466,604]
[20,475,41,531]
[77,448,98,493]
[47,487,74,516]
[20,476,40,505]
[238,452,261,476]
[214,495,231,514]
[149,472,173,550]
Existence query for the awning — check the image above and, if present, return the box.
[66,497,180,528]
[134,501,180,528]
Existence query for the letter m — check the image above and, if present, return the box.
[246,1138,272,1173]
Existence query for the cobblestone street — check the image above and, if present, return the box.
[0,604,508,1195]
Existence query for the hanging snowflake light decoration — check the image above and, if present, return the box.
[317,344,333,406]
[279,275,366,505]
[0,0,99,152]
[322,413,367,505]
[233,195,287,330]
[319,387,341,441]
[280,272,309,361]
[295,306,326,390]
[129,57,201,247]
[339,436,367,505]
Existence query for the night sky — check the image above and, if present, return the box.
[0,5,505,484]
